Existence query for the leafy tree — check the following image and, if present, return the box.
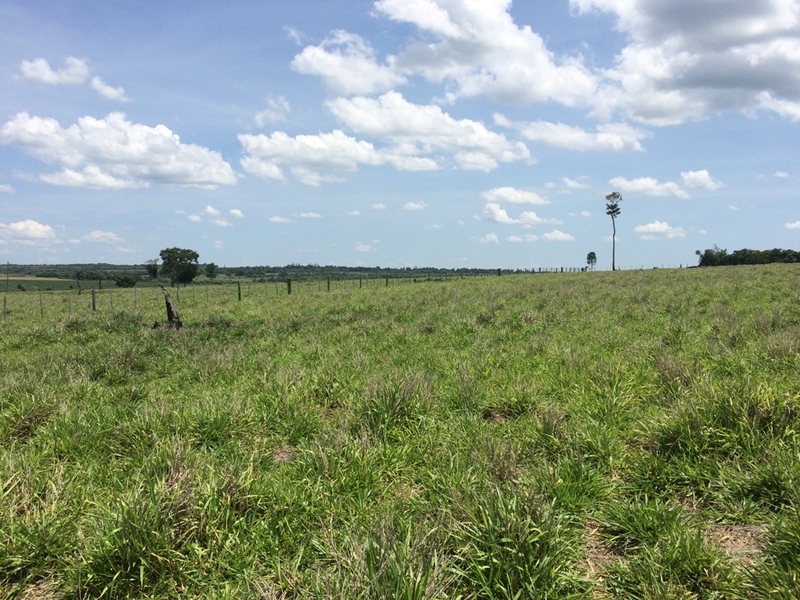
[586,251,597,271]
[145,259,159,279]
[114,273,138,288]
[605,192,622,271]
[205,262,218,280]
[159,247,199,285]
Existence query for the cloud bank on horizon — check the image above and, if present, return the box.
[0,0,798,268]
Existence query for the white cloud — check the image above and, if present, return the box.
[372,203,389,210]
[255,96,291,126]
[609,176,689,199]
[481,186,548,205]
[634,221,686,239]
[269,216,293,223]
[729,205,740,211]
[20,56,89,85]
[0,184,13,194]
[90,76,130,101]
[188,214,202,223]
[0,219,56,240]
[347,210,361,216]
[563,177,591,190]
[501,117,649,151]
[775,171,790,178]
[571,0,800,124]
[203,205,221,217]
[403,201,428,211]
[300,212,323,218]
[213,241,225,249]
[507,234,537,243]
[327,92,531,172]
[580,211,592,217]
[355,242,373,252]
[681,169,723,190]
[0,112,236,189]
[229,209,244,218]
[375,0,597,106]
[239,129,382,186]
[477,232,500,244]
[482,203,556,227]
[542,229,575,242]
[291,30,406,95]
[83,230,123,243]
[785,220,800,230]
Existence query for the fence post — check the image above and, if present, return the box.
[92,289,97,311]
[237,281,242,301]
[287,279,292,295]
[327,278,331,292]
[110,290,113,310]
[68,295,72,319]
[359,275,362,289]
[385,276,389,287]
[39,290,44,320]
[2,295,5,324]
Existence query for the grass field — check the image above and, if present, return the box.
[2,265,800,598]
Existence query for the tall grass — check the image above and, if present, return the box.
[1,264,799,597]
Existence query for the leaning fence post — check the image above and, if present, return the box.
[159,285,182,329]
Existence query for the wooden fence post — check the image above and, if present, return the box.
[327,279,331,292]
[39,290,44,320]
[92,289,97,312]
[68,295,72,319]
[2,295,5,324]
[287,279,292,295]
[237,281,242,301]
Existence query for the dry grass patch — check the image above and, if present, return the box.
[706,523,766,567]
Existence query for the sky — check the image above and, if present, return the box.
[1,0,799,270]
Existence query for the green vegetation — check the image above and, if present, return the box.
[696,246,800,267]
[2,265,800,598]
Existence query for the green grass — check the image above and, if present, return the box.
[1,265,800,598]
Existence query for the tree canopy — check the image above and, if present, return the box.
[159,247,200,285]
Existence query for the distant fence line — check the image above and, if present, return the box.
[1,268,597,326]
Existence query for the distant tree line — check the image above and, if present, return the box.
[696,246,800,267]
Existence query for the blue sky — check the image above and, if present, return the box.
[1,0,799,270]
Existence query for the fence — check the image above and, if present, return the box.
[1,268,599,328]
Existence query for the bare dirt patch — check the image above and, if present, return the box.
[707,523,766,566]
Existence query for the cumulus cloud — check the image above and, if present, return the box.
[229,209,244,218]
[20,56,89,84]
[634,220,686,239]
[0,219,56,240]
[0,184,15,194]
[372,203,389,210]
[83,230,123,243]
[0,112,236,189]
[477,232,500,244]
[507,234,538,243]
[681,169,723,190]
[403,201,428,211]
[482,203,557,227]
[563,177,591,190]
[498,116,650,151]
[785,220,800,229]
[481,186,548,205]
[355,242,373,252]
[542,229,575,241]
[292,30,406,95]
[239,129,382,186]
[570,0,800,124]
[375,0,597,106]
[609,176,689,198]
[269,216,293,223]
[774,171,790,178]
[300,212,323,218]
[327,92,531,172]
[90,76,130,101]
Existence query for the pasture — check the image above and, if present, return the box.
[2,265,800,598]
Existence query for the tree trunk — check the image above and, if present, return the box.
[611,218,617,271]
[159,285,182,329]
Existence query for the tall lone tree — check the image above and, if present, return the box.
[159,247,200,286]
[605,192,622,271]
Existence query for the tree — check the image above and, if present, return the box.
[205,262,218,280]
[145,259,159,279]
[586,251,597,271]
[114,273,138,288]
[159,247,199,285]
[605,192,622,271]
